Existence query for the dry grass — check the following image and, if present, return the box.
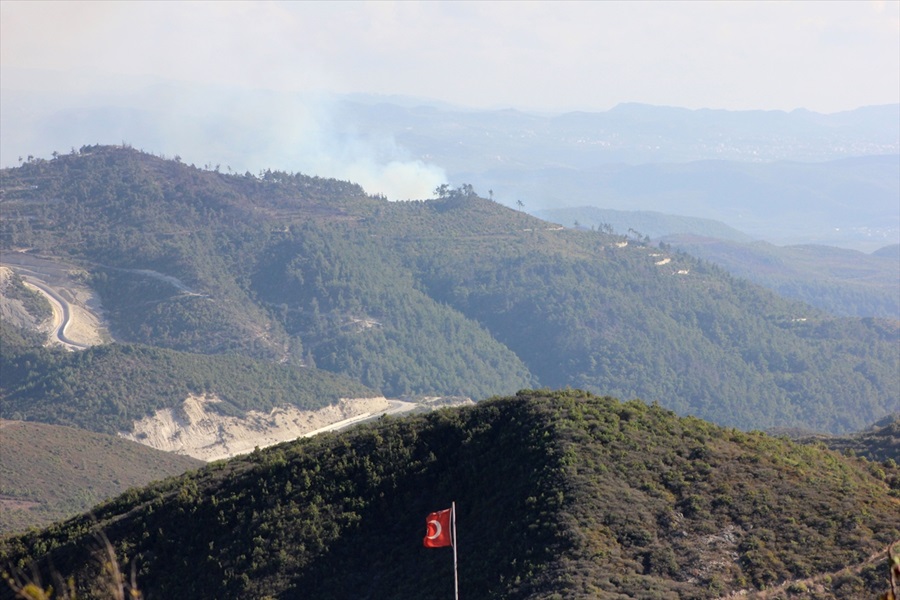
[4,529,141,600]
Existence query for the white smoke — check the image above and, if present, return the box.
[1,71,447,201]
[134,84,449,200]
[257,99,447,200]
[340,158,447,201]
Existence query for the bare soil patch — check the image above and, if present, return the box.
[120,395,394,462]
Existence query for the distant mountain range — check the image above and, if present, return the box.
[340,98,900,250]
[2,75,897,250]
[337,98,899,165]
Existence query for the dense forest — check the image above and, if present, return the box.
[2,391,897,599]
[1,146,898,434]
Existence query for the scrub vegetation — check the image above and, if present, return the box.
[1,146,897,434]
[2,391,897,599]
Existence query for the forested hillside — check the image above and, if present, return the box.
[535,207,900,319]
[1,146,897,433]
[662,235,900,319]
[2,391,897,599]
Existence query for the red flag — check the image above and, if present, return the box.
[423,508,452,548]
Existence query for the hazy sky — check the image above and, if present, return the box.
[2,0,899,113]
[2,0,899,199]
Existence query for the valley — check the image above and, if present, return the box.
[2,146,897,435]
[0,251,461,463]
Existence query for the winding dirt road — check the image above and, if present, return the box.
[2,253,107,349]
[20,274,90,351]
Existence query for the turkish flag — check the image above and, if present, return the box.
[423,508,452,548]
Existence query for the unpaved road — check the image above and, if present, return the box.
[1,253,107,349]
[19,275,90,350]
[300,399,420,437]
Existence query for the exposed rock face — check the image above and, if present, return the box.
[120,395,392,462]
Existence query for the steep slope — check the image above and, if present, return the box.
[388,214,898,432]
[249,221,535,398]
[0,267,52,332]
[2,147,898,433]
[1,148,534,400]
[0,253,112,350]
[2,391,897,599]
[0,420,202,535]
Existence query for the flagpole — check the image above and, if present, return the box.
[452,501,459,600]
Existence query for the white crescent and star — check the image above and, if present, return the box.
[427,519,442,539]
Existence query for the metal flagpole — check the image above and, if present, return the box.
[452,501,459,600]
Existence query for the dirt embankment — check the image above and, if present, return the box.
[120,395,401,462]
[0,254,109,348]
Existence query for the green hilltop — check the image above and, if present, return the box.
[1,146,897,434]
[2,391,897,599]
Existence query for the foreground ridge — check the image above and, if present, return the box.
[2,390,898,599]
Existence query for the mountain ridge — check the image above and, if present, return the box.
[5,83,898,248]
[2,390,897,599]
